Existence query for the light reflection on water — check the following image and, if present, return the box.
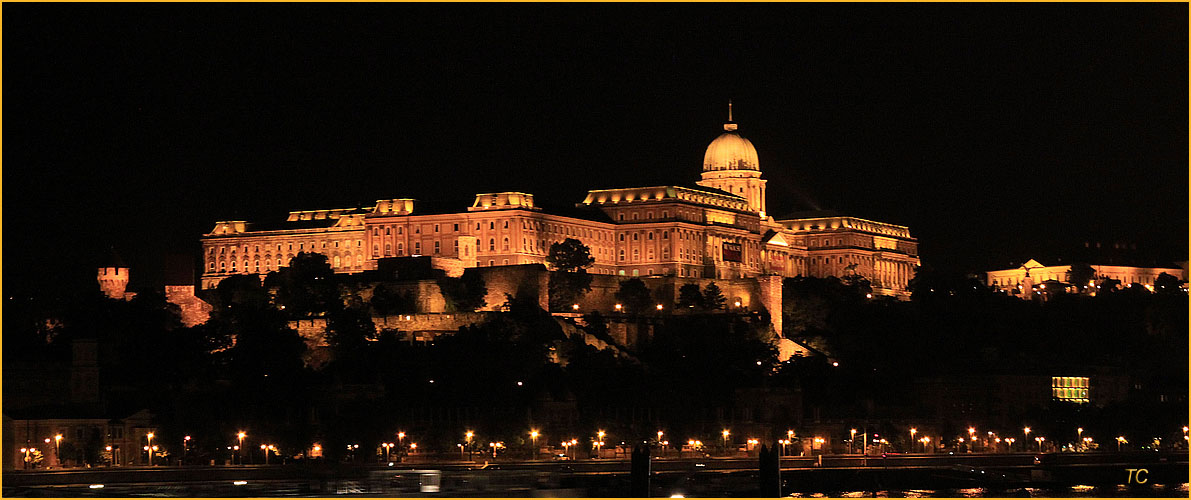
[786,484,1188,498]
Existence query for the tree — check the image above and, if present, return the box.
[702,282,726,310]
[842,274,873,297]
[1067,263,1096,290]
[547,238,595,272]
[438,270,487,312]
[268,252,339,317]
[1153,272,1182,293]
[370,283,416,316]
[547,238,595,311]
[615,278,653,313]
[676,283,703,309]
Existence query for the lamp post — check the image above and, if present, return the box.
[145,433,154,466]
[260,444,269,465]
[909,428,917,453]
[850,429,857,454]
[54,434,63,467]
[596,431,606,459]
[967,427,976,452]
[1116,436,1126,452]
[237,432,246,465]
[722,429,730,454]
[1023,427,1031,442]
[920,437,931,453]
[1036,436,1045,453]
[398,431,405,452]
[465,431,474,461]
[1077,427,1084,451]
[382,442,392,462]
[530,430,540,460]
[183,436,191,465]
[570,439,578,460]
[1006,437,1015,452]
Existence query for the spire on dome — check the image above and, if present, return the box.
[724,99,738,131]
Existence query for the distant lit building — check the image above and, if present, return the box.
[200,104,920,297]
[986,258,1185,295]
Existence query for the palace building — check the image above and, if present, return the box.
[200,106,920,297]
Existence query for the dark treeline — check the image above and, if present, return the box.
[4,253,1186,463]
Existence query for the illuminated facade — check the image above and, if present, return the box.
[201,106,920,296]
[986,258,1185,294]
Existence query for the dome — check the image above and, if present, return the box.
[703,126,759,172]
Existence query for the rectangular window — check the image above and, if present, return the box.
[1052,376,1090,403]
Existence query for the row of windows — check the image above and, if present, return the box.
[210,239,361,256]
[616,210,671,222]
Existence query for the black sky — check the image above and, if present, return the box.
[4,3,1187,295]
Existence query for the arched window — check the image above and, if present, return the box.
[221,261,227,271]
[633,249,639,260]
[632,233,639,241]
[277,259,282,268]
[334,256,341,267]
[490,221,495,230]
[619,234,625,242]
[397,227,403,235]
[385,243,392,256]
[231,261,237,272]
[662,231,669,239]
[373,244,380,256]
[502,238,509,251]
[397,242,404,255]
[619,249,625,261]
[489,238,496,251]
[434,241,441,254]
[648,232,654,240]
[414,242,421,254]
[208,261,215,271]
[632,213,639,220]
[254,260,260,272]
[386,227,391,235]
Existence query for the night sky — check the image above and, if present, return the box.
[4,3,1186,296]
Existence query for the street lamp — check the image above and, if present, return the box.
[1036,436,1045,453]
[570,439,578,460]
[722,429,730,453]
[54,434,63,467]
[530,430,540,460]
[596,431,606,459]
[237,432,246,465]
[850,429,857,454]
[656,304,664,311]
[145,433,154,466]
[1116,436,1126,452]
[465,431,474,460]
[614,303,622,312]
[920,436,931,453]
[183,436,191,465]
[398,431,405,450]
[1077,427,1084,450]
[910,428,917,453]
[1006,437,1015,451]
[382,442,393,462]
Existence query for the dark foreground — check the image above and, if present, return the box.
[4,452,1187,497]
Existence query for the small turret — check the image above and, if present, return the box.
[97,248,132,300]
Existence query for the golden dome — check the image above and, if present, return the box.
[703,127,759,172]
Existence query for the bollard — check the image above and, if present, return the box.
[630,443,651,497]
